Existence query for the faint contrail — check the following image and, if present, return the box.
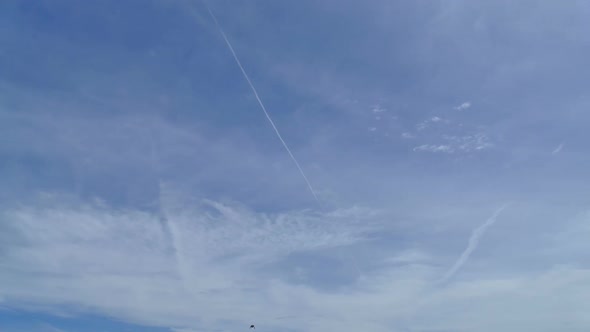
[148,126,189,289]
[204,3,321,204]
[441,203,512,282]
[552,143,564,154]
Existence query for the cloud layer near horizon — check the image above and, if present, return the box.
[2,193,590,332]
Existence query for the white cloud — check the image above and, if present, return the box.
[414,133,493,154]
[372,105,386,113]
[454,101,472,110]
[401,132,415,139]
[413,144,453,153]
[0,192,383,331]
[444,133,494,151]
[1,194,590,332]
[416,116,448,131]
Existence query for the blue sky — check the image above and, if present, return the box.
[1,0,590,331]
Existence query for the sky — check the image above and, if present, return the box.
[1,0,590,331]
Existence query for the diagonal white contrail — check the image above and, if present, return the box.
[441,203,512,282]
[204,4,321,205]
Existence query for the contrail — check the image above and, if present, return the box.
[552,142,564,154]
[441,203,512,282]
[204,3,321,204]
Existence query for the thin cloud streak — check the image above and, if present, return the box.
[552,143,564,154]
[203,3,321,206]
[441,203,512,283]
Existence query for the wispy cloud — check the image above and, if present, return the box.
[413,133,493,154]
[413,144,453,153]
[401,132,415,139]
[372,105,386,113]
[2,193,590,332]
[415,116,449,131]
[2,0,590,331]
[0,192,381,330]
[442,133,494,152]
[454,102,471,111]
